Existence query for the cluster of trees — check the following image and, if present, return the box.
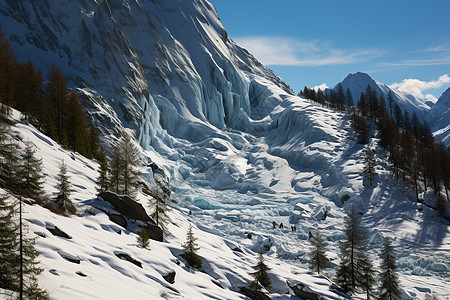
[0,31,101,160]
[302,81,449,215]
[309,207,401,300]
[298,83,353,111]
[98,134,142,198]
[352,85,450,208]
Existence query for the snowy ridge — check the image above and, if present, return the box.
[427,88,450,146]
[334,72,431,120]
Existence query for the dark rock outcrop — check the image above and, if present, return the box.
[99,191,150,221]
[98,191,163,241]
[163,270,176,284]
[239,286,271,300]
[46,223,72,239]
[58,251,80,264]
[114,252,142,268]
[287,280,320,300]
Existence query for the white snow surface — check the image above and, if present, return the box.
[0,0,449,299]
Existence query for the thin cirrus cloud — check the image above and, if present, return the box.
[233,36,383,67]
[390,74,450,103]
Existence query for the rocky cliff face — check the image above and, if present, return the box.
[0,0,293,150]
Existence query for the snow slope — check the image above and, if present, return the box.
[333,72,431,120]
[0,0,449,299]
[427,88,450,147]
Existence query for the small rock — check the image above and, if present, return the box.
[163,270,176,284]
[115,252,142,268]
[76,271,87,277]
[46,224,72,239]
[59,251,80,264]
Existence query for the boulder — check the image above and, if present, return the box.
[239,286,271,300]
[46,223,72,239]
[98,191,163,241]
[99,191,150,221]
[162,270,176,284]
[58,250,80,264]
[287,280,320,300]
[114,252,142,268]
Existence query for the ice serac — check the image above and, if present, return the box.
[427,88,450,147]
[0,0,293,149]
[335,72,430,120]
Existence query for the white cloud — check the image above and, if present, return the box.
[389,74,450,103]
[312,83,329,92]
[234,36,383,67]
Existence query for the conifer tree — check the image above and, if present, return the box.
[88,124,101,160]
[360,253,376,300]
[45,63,68,144]
[119,134,141,197]
[148,173,171,235]
[0,122,20,189]
[53,160,76,214]
[136,227,150,250]
[346,87,354,107]
[19,142,44,198]
[0,193,48,299]
[66,89,90,157]
[96,147,109,194]
[308,229,328,274]
[249,252,272,292]
[335,206,371,294]
[0,193,19,291]
[109,145,123,194]
[378,237,401,300]
[363,148,376,185]
[435,194,448,221]
[182,223,202,268]
[0,31,17,114]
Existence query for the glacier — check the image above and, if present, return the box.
[0,0,449,299]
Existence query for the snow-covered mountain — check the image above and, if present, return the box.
[427,88,450,146]
[333,72,431,120]
[0,1,449,299]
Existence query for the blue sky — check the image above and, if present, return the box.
[209,0,450,102]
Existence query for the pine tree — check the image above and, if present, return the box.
[136,227,150,250]
[335,206,371,294]
[119,134,141,197]
[360,253,376,299]
[363,148,376,185]
[19,142,44,198]
[147,174,171,235]
[0,193,19,291]
[53,160,76,214]
[0,193,48,299]
[435,194,448,221]
[181,223,202,268]
[0,121,20,189]
[45,63,68,144]
[0,31,17,114]
[308,229,328,274]
[109,145,123,194]
[96,147,109,194]
[249,252,271,292]
[88,124,101,160]
[378,237,401,300]
[346,87,354,107]
[66,89,90,157]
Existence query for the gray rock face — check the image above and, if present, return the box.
[98,191,163,241]
[162,270,176,284]
[287,280,320,300]
[46,223,72,239]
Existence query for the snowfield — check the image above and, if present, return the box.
[3,101,449,299]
